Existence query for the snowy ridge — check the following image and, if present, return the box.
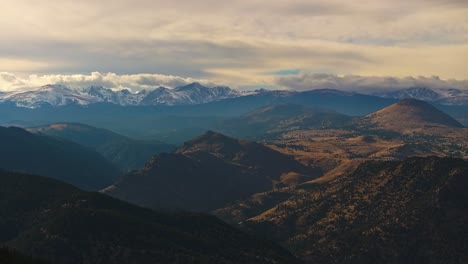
[1,84,467,108]
[0,83,241,108]
[372,87,468,105]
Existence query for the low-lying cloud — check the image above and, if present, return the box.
[0,72,219,92]
[275,73,468,92]
[3,71,468,94]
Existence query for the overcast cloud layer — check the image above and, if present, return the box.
[275,73,468,92]
[0,0,467,90]
[1,72,467,94]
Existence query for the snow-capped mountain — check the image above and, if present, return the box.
[83,86,147,106]
[373,87,468,105]
[0,83,241,108]
[374,87,442,101]
[0,84,96,108]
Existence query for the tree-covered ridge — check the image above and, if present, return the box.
[0,170,298,264]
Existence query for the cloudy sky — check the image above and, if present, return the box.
[1,0,467,91]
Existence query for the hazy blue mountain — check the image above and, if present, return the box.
[28,123,174,171]
[0,83,240,108]
[0,89,465,143]
[0,126,120,190]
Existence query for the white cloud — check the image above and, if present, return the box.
[2,71,468,95]
[0,72,220,92]
[275,73,468,92]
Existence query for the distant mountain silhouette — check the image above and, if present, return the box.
[103,131,320,211]
[0,126,120,190]
[0,170,298,264]
[28,123,174,171]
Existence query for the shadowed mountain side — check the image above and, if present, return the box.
[28,123,174,171]
[176,131,316,179]
[103,131,321,211]
[0,170,299,264]
[0,126,120,190]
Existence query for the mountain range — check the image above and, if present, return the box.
[0,93,467,264]
[0,83,240,108]
[1,86,466,145]
[1,83,467,110]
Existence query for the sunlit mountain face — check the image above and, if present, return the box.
[0,1,467,264]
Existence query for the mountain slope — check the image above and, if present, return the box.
[0,126,120,190]
[239,157,468,263]
[0,170,298,264]
[220,103,353,138]
[103,131,320,211]
[28,123,174,171]
[357,98,464,133]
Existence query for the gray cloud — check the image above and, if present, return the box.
[0,72,219,92]
[275,73,468,92]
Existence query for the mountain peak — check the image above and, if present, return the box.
[199,130,227,138]
[105,132,317,211]
[360,98,464,132]
[174,82,207,92]
[308,88,354,95]
[397,97,424,104]
[39,84,72,92]
[117,89,131,95]
[180,130,236,151]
